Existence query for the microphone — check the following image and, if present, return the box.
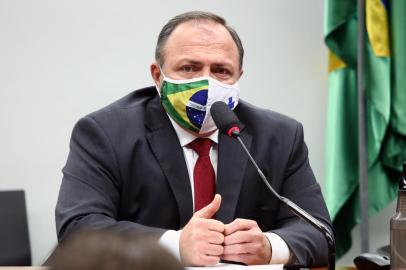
[210,101,336,270]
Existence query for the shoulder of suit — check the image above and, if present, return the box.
[86,86,158,119]
[237,99,300,132]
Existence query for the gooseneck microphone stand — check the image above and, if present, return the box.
[233,130,335,270]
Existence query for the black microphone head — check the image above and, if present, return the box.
[210,101,241,137]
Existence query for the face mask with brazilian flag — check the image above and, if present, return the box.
[157,74,240,134]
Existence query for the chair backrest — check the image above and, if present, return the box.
[0,190,31,266]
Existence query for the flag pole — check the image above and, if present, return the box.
[357,0,369,253]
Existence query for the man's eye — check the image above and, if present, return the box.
[214,67,229,75]
[182,66,195,72]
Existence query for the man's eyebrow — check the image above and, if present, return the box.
[177,59,202,65]
[212,62,232,67]
[176,59,234,69]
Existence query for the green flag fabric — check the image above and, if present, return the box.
[383,0,406,170]
[324,0,406,258]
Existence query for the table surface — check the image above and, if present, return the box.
[0,267,356,270]
[0,268,47,270]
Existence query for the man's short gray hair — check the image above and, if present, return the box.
[155,11,244,69]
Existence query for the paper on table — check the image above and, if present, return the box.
[186,263,283,269]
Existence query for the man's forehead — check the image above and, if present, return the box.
[157,18,242,72]
[170,20,231,42]
[164,20,238,55]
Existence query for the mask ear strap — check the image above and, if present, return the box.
[154,66,167,95]
[158,66,167,79]
[154,83,161,96]
[154,66,166,96]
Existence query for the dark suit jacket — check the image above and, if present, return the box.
[56,86,333,266]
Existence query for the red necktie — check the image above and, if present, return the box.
[189,138,215,212]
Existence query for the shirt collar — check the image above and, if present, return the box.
[168,116,219,147]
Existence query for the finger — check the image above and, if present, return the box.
[200,254,221,266]
[191,217,224,232]
[224,218,257,235]
[205,243,224,256]
[205,219,225,233]
[194,194,222,219]
[221,253,254,265]
[224,229,254,245]
[223,243,259,255]
[206,231,225,245]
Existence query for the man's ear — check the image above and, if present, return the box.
[150,63,162,87]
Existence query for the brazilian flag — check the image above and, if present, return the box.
[324,0,406,258]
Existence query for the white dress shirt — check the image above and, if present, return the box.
[159,117,291,264]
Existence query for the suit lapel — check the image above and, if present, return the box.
[145,96,193,227]
[216,130,252,223]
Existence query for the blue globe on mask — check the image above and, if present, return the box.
[186,90,208,129]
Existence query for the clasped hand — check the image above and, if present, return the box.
[180,194,272,266]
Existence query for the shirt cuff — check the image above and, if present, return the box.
[159,229,182,261]
[264,232,291,265]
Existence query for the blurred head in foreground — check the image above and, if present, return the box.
[48,230,184,270]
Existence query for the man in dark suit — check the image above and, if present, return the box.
[56,11,333,267]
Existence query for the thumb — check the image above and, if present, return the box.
[194,194,222,219]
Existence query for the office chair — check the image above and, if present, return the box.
[0,190,31,266]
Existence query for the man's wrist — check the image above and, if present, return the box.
[264,232,291,265]
[263,232,273,263]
